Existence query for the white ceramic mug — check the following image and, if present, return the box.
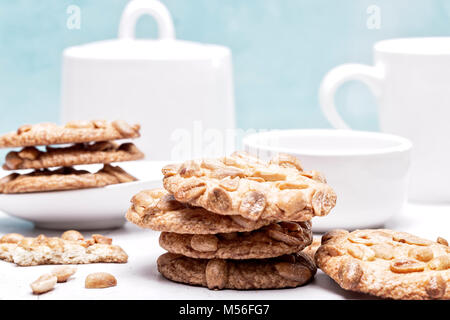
[62,0,235,160]
[243,129,412,231]
[320,37,450,203]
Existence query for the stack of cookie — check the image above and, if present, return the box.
[127,152,337,290]
[0,120,144,194]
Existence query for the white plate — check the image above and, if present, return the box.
[0,161,169,230]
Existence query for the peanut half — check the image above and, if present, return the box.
[30,274,57,295]
[85,272,117,289]
[0,233,24,244]
[52,266,77,283]
[61,230,84,241]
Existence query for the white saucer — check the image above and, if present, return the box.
[0,161,169,230]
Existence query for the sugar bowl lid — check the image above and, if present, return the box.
[63,0,230,61]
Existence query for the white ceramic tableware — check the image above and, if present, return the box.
[0,161,168,230]
[243,129,412,231]
[61,0,235,160]
[320,37,450,203]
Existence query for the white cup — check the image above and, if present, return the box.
[61,0,235,160]
[320,37,450,203]
[243,129,412,231]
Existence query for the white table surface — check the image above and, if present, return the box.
[0,202,448,300]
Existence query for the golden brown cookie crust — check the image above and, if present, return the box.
[303,237,321,260]
[157,251,317,290]
[315,229,450,300]
[3,142,144,170]
[159,221,312,260]
[0,164,136,194]
[0,120,140,148]
[0,243,15,262]
[162,152,336,222]
[126,189,272,234]
[0,232,128,266]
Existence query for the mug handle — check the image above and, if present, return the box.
[319,64,384,129]
[118,0,175,40]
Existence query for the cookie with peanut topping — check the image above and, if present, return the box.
[162,152,337,222]
[0,164,137,193]
[0,231,128,266]
[303,237,321,260]
[315,229,450,300]
[0,120,140,148]
[3,141,144,170]
[159,221,312,260]
[126,189,272,234]
[157,251,316,290]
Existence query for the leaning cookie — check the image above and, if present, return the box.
[0,164,136,193]
[0,231,128,266]
[159,221,312,260]
[3,142,144,170]
[162,152,336,222]
[126,189,272,234]
[315,229,450,300]
[0,120,140,148]
[303,237,321,261]
[158,252,316,290]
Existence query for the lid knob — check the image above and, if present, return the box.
[118,0,175,40]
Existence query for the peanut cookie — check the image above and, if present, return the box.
[126,189,272,234]
[303,237,321,260]
[157,251,316,290]
[315,229,450,300]
[0,164,136,193]
[0,243,15,262]
[162,152,336,222]
[159,221,312,260]
[0,232,128,266]
[0,120,140,148]
[3,142,144,170]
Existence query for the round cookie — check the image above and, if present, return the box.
[159,221,312,260]
[0,164,136,194]
[126,189,272,234]
[162,152,336,222]
[0,120,140,148]
[315,229,450,300]
[3,142,144,170]
[157,251,317,290]
[303,236,321,260]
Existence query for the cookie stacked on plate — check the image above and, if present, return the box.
[127,152,337,290]
[0,120,144,194]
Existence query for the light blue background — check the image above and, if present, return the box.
[1,0,449,137]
